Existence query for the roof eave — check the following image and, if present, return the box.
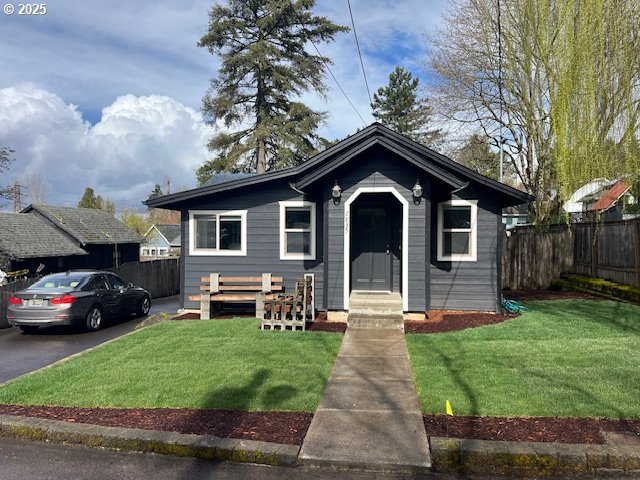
[295,136,466,191]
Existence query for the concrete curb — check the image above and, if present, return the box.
[0,414,299,467]
[1,413,639,476]
[430,436,640,477]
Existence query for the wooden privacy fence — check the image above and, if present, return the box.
[573,220,640,287]
[113,258,180,299]
[502,225,573,290]
[502,219,640,290]
[0,277,36,329]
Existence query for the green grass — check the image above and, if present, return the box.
[0,319,343,412]
[407,299,640,419]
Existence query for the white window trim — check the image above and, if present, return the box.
[279,201,316,260]
[189,210,247,256]
[437,199,478,262]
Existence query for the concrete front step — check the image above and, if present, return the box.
[348,292,403,329]
[347,313,404,330]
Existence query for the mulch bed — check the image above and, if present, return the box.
[3,289,629,447]
[504,289,598,301]
[0,405,312,446]
[424,414,640,445]
[1,404,637,445]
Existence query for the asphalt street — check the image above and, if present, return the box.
[0,437,507,480]
[0,295,180,384]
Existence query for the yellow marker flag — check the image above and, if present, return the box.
[445,400,454,416]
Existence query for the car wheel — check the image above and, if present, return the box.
[136,295,151,317]
[19,325,39,334]
[85,305,102,331]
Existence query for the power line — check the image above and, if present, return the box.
[346,0,373,107]
[497,0,504,183]
[287,0,368,126]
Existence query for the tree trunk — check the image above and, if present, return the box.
[257,139,266,174]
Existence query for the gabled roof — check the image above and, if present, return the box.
[0,212,88,260]
[147,123,533,209]
[591,180,630,212]
[144,224,181,247]
[22,205,142,246]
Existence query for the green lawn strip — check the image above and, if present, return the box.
[407,299,640,419]
[0,319,343,412]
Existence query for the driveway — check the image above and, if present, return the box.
[0,295,180,384]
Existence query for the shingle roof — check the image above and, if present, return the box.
[204,173,256,186]
[0,212,88,260]
[153,225,181,246]
[24,205,142,245]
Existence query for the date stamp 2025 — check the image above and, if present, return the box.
[4,3,47,15]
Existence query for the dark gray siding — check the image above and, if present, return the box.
[429,187,501,312]
[325,149,427,312]
[181,180,324,311]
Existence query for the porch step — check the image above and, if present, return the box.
[347,313,404,330]
[348,292,404,330]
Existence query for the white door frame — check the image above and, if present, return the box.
[343,187,409,311]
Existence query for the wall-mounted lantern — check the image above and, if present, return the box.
[412,179,423,199]
[331,180,342,199]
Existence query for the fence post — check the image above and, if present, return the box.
[591,220,598,278]
[635,219,640,288]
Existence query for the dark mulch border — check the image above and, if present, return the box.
[0,405,312,446]
[424,414,640,445]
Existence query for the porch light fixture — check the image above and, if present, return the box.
[331,180,342,199]
[412,179,423,198]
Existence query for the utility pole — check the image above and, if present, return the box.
[11,180,23,213]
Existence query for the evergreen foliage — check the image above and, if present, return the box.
[197,0,348,184]
[455,134,500,180]
[77,187,115,214]
[371,67,443,148]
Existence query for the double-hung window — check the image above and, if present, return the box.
[279,201,316,260]
[437,200,477,261]
[189,210,247,256]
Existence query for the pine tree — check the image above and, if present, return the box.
[77,187,115,214]
[371,67,443,148]
[455,134,500,180]
[197,0,348,183]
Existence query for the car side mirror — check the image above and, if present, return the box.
[127,283,134,288]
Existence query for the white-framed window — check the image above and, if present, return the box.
[279,201,316,260]
[189,210,247,256]
[437,199,477,262]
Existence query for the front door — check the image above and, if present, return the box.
[351,205,392,291]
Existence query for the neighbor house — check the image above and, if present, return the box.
[141,224,182,259]
[18,205,142,271]
[147,124,532,317]
[0,211,88,274]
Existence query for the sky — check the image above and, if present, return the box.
[0,0,448,211]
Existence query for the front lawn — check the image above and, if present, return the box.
[407,299,640,418]
[0,319,343,412]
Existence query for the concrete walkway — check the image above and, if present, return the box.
[299,328,431,473]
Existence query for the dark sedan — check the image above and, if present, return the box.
[7,271,151,333]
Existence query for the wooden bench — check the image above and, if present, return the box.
[189,274,283,319]
[261,277,313,331]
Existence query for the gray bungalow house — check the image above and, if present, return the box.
[147,124,532,316]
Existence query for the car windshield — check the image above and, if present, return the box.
[29,274,87,290]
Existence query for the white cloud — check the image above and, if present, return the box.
[0,86,211,209]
